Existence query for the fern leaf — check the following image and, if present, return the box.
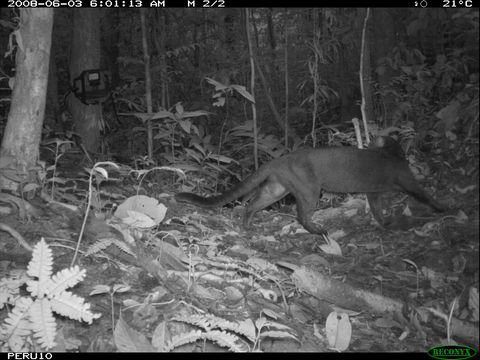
[2,297,34,351]
[84,238,135,258]
[1,240,101,352]
[202,314,232,329]
[163,330,203,351]
[4,318,32,352]
[212,317,256,342]
[27,239,53,281]
[201,315,256,342]
[204,330,247,352]
[50,291,101,324]
[29,298,56,350]
[47,266,86,297]
[172,314,256,342]
[111,239,136,257]
[2,297,33,335]
[171,314,209,330]
[26,279,54,299]
[84,238,114,256]
[172,314,223,331]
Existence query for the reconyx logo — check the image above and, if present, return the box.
[428,345,477,360]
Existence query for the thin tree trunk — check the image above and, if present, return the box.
[154,9,167,109]
[360,8,373,145]
[310,10,319,147]
[103,9,120,88]
[140,9,153,160]
[284,9,289,149]
[45,43,59,130]
[223,9,236,66]
[372,8,397,127]
[266,8,278,105]
[245,9,258,170]
[255,58,297,143]
[0,9,54,188]
[68,9,102,153]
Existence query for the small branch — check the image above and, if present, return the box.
[0,222,33,252]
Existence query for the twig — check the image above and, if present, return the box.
[0,222,33,252]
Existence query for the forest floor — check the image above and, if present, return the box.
[0,148,478,353]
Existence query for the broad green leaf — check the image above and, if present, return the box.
[230,85,255,103]
[130,113,152,123]
[151,110,175,120]
[175,103,184,116]
[178,119,192,133]
[184,149,202,163]
[205,77,228,91]
[182,110,209,118]
[207,154,235,164]
[192,143,206,156]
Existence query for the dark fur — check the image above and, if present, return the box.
[176,137,445,235]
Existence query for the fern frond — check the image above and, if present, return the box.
[29,298,56,349]
[171,314,226,331]
[84,238,135,258]
[2,297,33,335]
[111,239,136,257]
[1,297,34,351]
[171,314,207,330]
[84,238,114,256]
[50,291,101,324]
[200,315,256,342]
[1,240,100,352]
[27,239,53,281]
[204,330,247,352]
[172,314,256,342]
[47,266,86,296]
[26,239,53,298]
[4,318,32,352]
[26,279,54,299]
[162,330,203,352]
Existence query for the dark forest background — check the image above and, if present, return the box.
[0,8,479,353]
[1,8,477,193]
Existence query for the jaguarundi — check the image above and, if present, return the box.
[176,136,445,235]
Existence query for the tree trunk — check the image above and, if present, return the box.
[103,9,120,88]
[140,8,153,160]
[223,9,236,67]
[0,9,54,188]
[154,9,167,109]
[245,8,258,169]
[337,11,362,123]
[266,8,279,106]
[360,8,374,137]
[371,8,397,127]
[45,43,59,130]
[68,9,102,153]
